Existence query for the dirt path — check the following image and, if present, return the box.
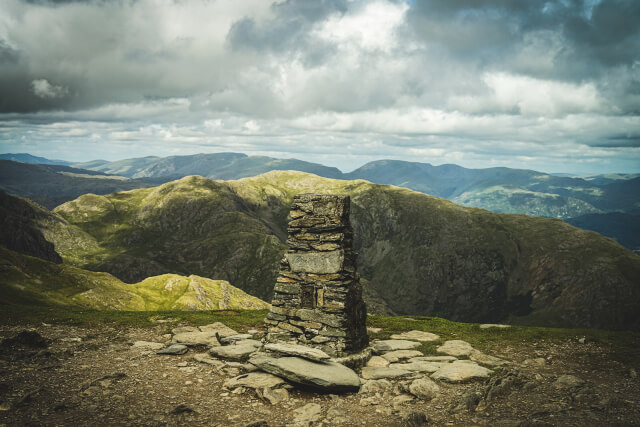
[0,323,638,426]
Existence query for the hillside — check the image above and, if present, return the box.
[0,160,151,208]
[0,246,268,311]
[50,171,640,330]
[74,152,343,181]
[0,153,71,166]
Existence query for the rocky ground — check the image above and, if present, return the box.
[0,321,639,427]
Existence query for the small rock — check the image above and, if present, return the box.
[60,337,82,343]
[452,388,482,412]
[401,411,428,427]
[374,340,422,352]
[171,331,219,347]
[630,368,637,379]
[554,375,585,389]
[170,404,195,415]
[431,360,492,383]
[366,356,390,367]
[408,377,440,400]
[361,366,413,380]
[176,361,188,367]
[132,341,165,351]
[326,406,350,424]
[247,329,258,335]
[293,403,322,424]
[436,340,474,357]
[578,337,586,344]
[261,387,289,405]
[390,331,440,342]
[381,350,424,363]
[478,324,511,329]
[157,344,188,355]
[264,342,330,361]
[367,327,382,334]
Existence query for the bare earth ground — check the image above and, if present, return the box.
[0,322,639,427]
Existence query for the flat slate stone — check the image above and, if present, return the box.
[431,360,492,382]
[157,344,188,355]
[381,350,424,362]
[220,334,253,344]
[193,353,225,368]
[360,366,413,380]
[373,340,422,352]
[198,322,238,337]
[223,372,287,390]
[209,340,261,361]
[411,355,457,362]
[250,355,360,393]
[390,361,441,373]
[436,340,474,357]
[172,331,219,347]
[390,331,440,342]
[469,349,508,367]
[264,343,330,361]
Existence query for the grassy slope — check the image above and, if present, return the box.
[50,171,640,330]
[0,247,268,311]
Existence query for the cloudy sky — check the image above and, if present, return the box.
[0,0,639,173]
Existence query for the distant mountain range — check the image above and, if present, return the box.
[1,152,638,252]
[0,152,71,166]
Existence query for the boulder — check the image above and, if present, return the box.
[264,343,330,361]
[361,366,413,380]
[431,360,492,383]
[436,340,474,357]
[373,340,421,352]
[249,354,360,393]
[409,377,441,400]
[390,331,440,342]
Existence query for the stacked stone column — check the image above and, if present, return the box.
[265,194,369,356]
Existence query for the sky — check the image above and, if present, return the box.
[0,0,639,174]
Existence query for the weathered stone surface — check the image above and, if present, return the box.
[285,251,344,274]
[198,322,238,337]
[366,355,390,367]
[172,331,219,347]
[431,360,492,382]
[193,353,225,368]
[132,341,164,350]
[390,331,440,342]
[409,377,441,400]
[223,372,287,390]
[381,350,424,363]
[293,403,323,425]
[359,379,393,394]
[172,326,198,334]
[411,355,457,362]
[262,387,289,405]
[436,340,474,357]
[264,343,330,361]
[157,344,188,355]
[209,340,261,361]
[469,349,508,367]
[390,361,441,373]
[297,309,344,328]
[374,340,421,352]
[249,354,360,393]
[220,334,254,344]
[360,366,413,380]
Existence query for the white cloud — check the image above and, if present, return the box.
[31,79,68,99]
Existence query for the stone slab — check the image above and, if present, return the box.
[436,340,474,357]
[390,331,440,342]
[360,366,413,380]
[223,372,287,390]
[373,340,422,352]
[381,350,424,363]
[250,354,360,393]
[285,251,344,274]
[209,340,261,361]
[431,360,492,383]
[264,343,330,361]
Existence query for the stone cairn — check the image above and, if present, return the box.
[265,194,369,357]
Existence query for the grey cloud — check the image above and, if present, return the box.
[594,135,640,148]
